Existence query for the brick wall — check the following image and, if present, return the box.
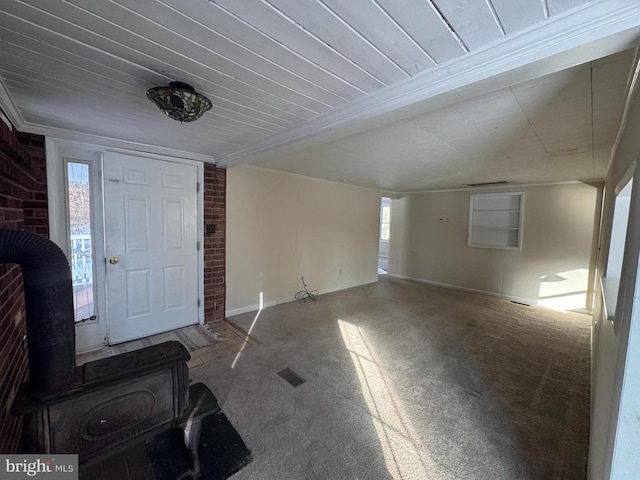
[0,136,225,451]
[0,126,47,454]
[203,164,225,323]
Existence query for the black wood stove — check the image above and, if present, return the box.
[0,229,219,473]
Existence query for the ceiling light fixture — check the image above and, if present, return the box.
[146,81,212,123]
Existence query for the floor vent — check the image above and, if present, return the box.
[277,368,306,388]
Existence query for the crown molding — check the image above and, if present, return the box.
[0,77,25,129]
[18,123,215,163]
[402,180,588,195]
[237,165,588,196]
[238,164,400,195]
[216,0,640,167]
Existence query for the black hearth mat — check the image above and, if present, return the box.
[146,411,253,480]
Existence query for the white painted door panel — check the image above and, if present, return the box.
[104,152,198,344]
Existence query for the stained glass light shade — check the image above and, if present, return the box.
[146,82,212,122]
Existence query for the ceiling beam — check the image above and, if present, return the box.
[215,0,640,167]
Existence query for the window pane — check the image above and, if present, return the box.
[607,178,633,277]
[67,162,95,322]
[380,223,390,240]
[381,206,391,223]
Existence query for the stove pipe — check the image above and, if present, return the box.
[0,229,76,397]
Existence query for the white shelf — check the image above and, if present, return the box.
[468,192,524,250]
[472,226,520,230]
[473,209,521,213]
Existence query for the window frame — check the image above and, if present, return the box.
[602,160,637,323]
[64,159,99,324]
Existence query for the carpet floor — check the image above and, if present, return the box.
[191,276,591,480]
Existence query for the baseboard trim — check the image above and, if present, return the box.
[225,299,281,317]
[387,274,538,306]
[225,279,378,317]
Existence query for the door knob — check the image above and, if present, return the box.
[109,257,119,265]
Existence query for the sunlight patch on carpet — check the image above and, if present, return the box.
[338,319,441,479]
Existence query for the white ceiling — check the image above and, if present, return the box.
[258,51,635,191]
[0,0,639,192]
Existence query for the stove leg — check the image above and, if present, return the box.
[183,419,202,474]
[179,382,220,476]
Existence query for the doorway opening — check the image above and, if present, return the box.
[378,197,391,275]
[48,140,205,352]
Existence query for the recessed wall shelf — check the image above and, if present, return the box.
[468,192,524,250]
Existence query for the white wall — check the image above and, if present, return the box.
[389,183,599,307]
[226,166,381,315]
[590,60,640,480]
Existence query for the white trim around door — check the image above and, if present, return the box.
[46,137,205,353]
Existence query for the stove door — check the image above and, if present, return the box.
[48,370,176,462]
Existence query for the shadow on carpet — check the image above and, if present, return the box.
[147,411,253,480]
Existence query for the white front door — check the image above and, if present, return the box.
[103,152,199,344]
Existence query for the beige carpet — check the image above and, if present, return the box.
[193,276,590,480]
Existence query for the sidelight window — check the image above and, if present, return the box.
[66,161,96,323]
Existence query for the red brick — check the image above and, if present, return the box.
[0,130,46,453]
[203,165,225,322]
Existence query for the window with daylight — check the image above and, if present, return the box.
[601,175,633,322]
[66,161,96,323]
[380,199,391,241]
[468,192,524,250]
[607,177,633,279]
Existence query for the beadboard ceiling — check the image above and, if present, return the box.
[1,0,640,191]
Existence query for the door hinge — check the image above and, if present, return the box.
[197,298,201,307]
[197,182,200,192]
[197,241,201,251]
